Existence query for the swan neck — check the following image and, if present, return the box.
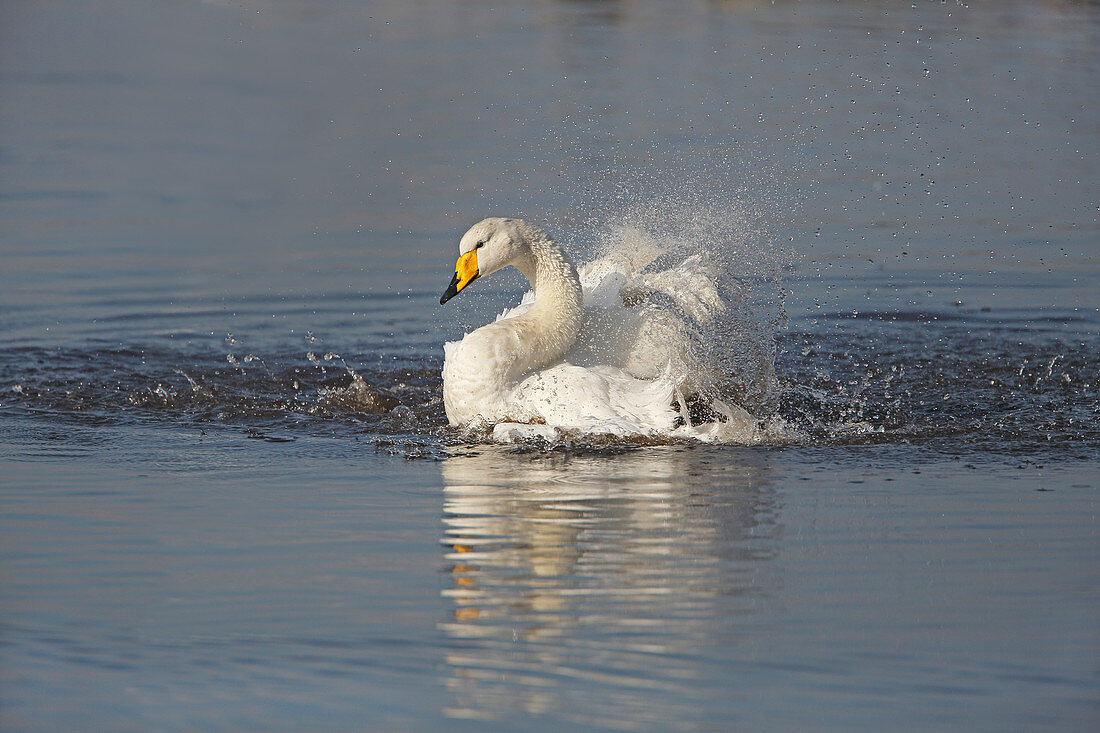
[514,229,583,358]
[528,240,580,315]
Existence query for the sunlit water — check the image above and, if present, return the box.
[1,0,1098,730]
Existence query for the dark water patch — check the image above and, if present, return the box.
[775,318,1099,456]
[0,345,446,445]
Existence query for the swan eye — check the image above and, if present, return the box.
[475,242,485,249]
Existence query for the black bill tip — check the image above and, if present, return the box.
[440,271,461,305]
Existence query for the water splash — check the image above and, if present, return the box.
[581,187,790,417]
[312,351,396,414]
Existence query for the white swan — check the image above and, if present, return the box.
[439,217,757,443]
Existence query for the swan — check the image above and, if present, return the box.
[439,217,757,443]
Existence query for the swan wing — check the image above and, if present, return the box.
[507,362,678,436]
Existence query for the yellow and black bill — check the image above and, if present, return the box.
[440,250,479,305]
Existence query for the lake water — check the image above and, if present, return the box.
[1,0,1098,730]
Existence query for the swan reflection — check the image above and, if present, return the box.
[439,446,780,726]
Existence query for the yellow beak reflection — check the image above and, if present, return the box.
[440,250,479,305]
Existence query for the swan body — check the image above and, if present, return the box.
[439,218,757,442]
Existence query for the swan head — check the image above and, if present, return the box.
[440,218,532,305]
